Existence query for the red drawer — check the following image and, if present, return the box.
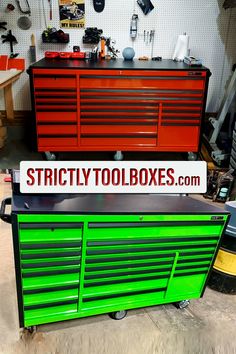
[81,125,157,136]
[34,76,76,89]
[80,77,205,90]
[36,112,77,123]
[81,137,157,147]
[158,126,200,149]
[38,137,77,147]
[37,125,77,135]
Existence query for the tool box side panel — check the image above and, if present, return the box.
[11,213,25,327]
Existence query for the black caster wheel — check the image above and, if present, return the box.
[109,310,127,320]
[175,300,190,309]
[25,325,36,334]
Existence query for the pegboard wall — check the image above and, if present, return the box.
[0,0,236,112]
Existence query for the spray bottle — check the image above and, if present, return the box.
[130,14,138,39]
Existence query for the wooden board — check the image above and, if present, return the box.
[0,126,7,138]
[0,136,7,149]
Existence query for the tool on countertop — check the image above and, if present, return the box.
[59,52,72,59]
[0,22,8,31]
[138,56,149,60]
[71,52,85,59]
[73,46,80,52]
[17,16,32,29]
[152,56,162,61]
[100,37,106,58]
[29,33,36,62]
[130,14,138,39]
[184,56,202,66]
[48,0,52,20]
[93,0,105,13]
[1,30,19,58]
[45,51,59,59]
[44,51,85,59]
[15,0,31,15]
[105,38,119,58]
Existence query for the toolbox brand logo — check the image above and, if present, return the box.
[20,161,207,194]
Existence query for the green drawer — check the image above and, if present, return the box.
[22,273,80,291]
[19,222,83,244]
[24,289,79,307]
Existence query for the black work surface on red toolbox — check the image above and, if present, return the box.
[28,58,209,72]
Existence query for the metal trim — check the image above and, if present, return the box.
[88,221,224,228]
[87,236,219,246]
[21,242,82,250]
[87,244,218,255]
[24,299,78,311]
[22,267,80,277]
[23,284,79,295]
[21,251,81,259]
[83,287,167,302]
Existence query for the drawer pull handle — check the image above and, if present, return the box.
[20,222,83,229]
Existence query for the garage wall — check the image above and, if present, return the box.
[0,0,236,112]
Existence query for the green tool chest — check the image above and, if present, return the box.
[0,193,229,328]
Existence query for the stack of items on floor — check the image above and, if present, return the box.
[0,117,7,149]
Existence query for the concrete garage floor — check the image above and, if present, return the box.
[1,175,236,354]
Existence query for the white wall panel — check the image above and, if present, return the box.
[0,0,236,112]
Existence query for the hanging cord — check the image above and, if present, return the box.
[41,0,48,28]
[15,0,31,15]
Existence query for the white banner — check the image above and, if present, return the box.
[20,161,207,194]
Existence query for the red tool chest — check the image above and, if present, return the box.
[28,59,211,155]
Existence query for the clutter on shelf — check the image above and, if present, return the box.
[204,169,235,202]
[42,27,69,43]
[82,27,103,44]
